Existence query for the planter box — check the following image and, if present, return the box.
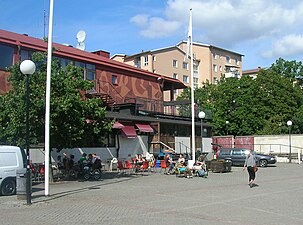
[210,161,231,173]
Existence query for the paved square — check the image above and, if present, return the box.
[1,163,303,225]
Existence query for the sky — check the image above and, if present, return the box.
[1,0,303,70]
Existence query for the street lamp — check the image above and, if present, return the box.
[226,120,229,135]
[198,111,205,153]
[20,59,36,205]
[287,120,292,163]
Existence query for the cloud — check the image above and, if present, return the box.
[130,14,149,27]
[130,15,181,38]
[261,34,303,58]
[130,0,303,46]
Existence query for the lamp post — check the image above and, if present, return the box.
[287,120,292,163]
[20,59,36,205]
[226,120,229,135]
[198,111,205,153]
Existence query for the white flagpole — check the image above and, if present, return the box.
[189,9,196,162]
[45,0,54,196]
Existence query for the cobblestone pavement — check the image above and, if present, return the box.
[1,163,303,225]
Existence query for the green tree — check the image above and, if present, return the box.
[0,52,112,150]
[176,58,303,136]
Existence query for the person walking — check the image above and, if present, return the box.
[243,149,257,188]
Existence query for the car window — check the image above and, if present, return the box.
[232,150,241,155]
[220,150,231,155]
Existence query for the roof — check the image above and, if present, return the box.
[177,40,244,56]
[0,29,186,90]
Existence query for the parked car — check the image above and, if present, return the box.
[0,146,26,195]
[216,148,276,167]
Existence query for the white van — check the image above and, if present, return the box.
[0,146,26,195]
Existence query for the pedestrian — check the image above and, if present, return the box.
[243,149,257,188]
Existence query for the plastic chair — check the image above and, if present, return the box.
[140,161,149,175]
[124,160,134,174]
[117,161,124,172]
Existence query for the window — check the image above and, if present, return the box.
[85,63,95,81]
[219,66,222,72]
[193,64,198,71]
[226,56,231,63]
[183,62,188,70]
[173,73,178,79]
[153,56,156,61]
[112,75,118,85]
[144,56,148,66]
[213,64,217,72]
[75,61,85,68]
[183,75,189,83]
[172,59,178,68]
[58,57,72,69]
[213,77,218,84]
[0,44,14,70]
[134,57,141,68]
[193,77,199,89]
[213,52,217,59]
[235,58,240,65]
[20,49,34,61]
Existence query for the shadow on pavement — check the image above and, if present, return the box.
[31,171,152,204]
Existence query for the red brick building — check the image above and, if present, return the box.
[0,29,211,159]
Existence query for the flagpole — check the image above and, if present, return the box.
[45,0,54,196]
[189,9,196,162]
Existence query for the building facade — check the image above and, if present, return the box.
[0,29,212,160]
[112,41,243,101]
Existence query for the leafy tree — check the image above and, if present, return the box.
[176,58,303,136]
[0,52,112,150]
[269,58,303,87]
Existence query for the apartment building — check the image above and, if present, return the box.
[112,41,243,100]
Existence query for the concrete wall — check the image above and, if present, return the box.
[254,134,303,155]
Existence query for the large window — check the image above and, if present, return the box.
[213,64,217,72]
[20,49,34,61]
[173,73,178,79]
[85,63,95,81]
[0,44,14,70]
[74,61,95,81]
[59,57,72,69]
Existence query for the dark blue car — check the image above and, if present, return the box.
[217,148,276,167]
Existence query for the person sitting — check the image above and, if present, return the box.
[134,154,145,172]
[192,159,207,177]
[92,153,102,170]
[78,153,88,174]
[164,153,176,175]
[177,153,193,178]
[62,153,69,174]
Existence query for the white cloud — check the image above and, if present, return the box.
[131,16,181,38]
[130,14,149,27]
[131,0,303,46]
[261,34,303,58]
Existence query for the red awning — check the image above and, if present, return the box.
[121,125,137,138]
[135,123,154,133]
[113,121,124,129]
